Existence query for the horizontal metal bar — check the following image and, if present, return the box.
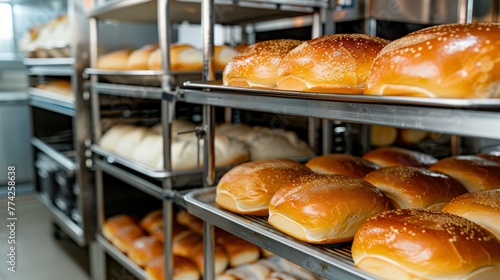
[31,138,78,171]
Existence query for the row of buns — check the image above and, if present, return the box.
[223,23,500,99]
[98,120,314,171]
[96,43,240,71]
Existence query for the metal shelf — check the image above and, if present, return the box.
[180,83,500,140]
[31,137,77,172]
[183,187,379,280]
[87,81,163,99]
[86,0,325,24]
[37,193,86,247]
[95,234,147,280]
[29,87,75,114]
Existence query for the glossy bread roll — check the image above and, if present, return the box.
[365,23,500,98]
[364,166,467,209]
[223,39,302,88]
[476,150,500,163]
[127,44,158,70]
[430,156,500,192]
[112,224,147,253]
[268,174,391,244]
[102,214,136,242]
[442,189,500,240]
[96,49,133,70]
[145,255,200,280]
[139,209,163,234]
[276,34,389,93]
[305,153,379,179]
[362,147,438,168]
[352,209,500,280]
[128,236,164,267]
[216,159,313,216]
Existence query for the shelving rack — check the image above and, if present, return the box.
[18,0,93,247]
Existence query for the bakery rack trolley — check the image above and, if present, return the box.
[18,0,94,247]
[180,2,500,280]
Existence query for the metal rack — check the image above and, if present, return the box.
[19,0,93,247]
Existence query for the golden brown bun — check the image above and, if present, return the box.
[112,224,147,254]
[397,129,428,145]
[176,210,204,235]
[476,151,500,163]
[145,255,200,280]
[215,231,260,267]
[305,153,379,179]
[128,236,164,267]
[214,45,239,71]
[442,189,500,240]
[216,159,313,216]
[352,208,500,280]
[36,80,72,96]
[102,215,136,242]
[370,125,397,147]
[268,174,391,244]
[97,49,133,70]
[188,241,229,275]
[127,44,158,70]
[277,34,389,93]
[223,39,302,88]
[364,166,467,209]
[139,209,163,234]
[362,147,438,168]
[430,155,500,192]
[148,44,203,71]
[365,23,500,98]
[172,230,203,257]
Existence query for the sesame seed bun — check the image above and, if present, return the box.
[352,208,500,280]
[365,23,500,98]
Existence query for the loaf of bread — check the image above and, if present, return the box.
[148,44,203,71]
[102,214,136,242]
[127,44,159,70]
[476,150,500,163]
[97,49,133,70]
[112,224,147,254]
[276,34,389,93]
[139,209,163,234]
[223,39,302,88]
[364,166,467,209]
[430,155,500,192]
[216,159,312,216]
[442,189,500,240]
[145,255,200,280]
[128,236,164,267]
[362,147,438,168]
[269,174,391,244]
[365,23,500,98]
[352,208,500,279]
[305,153,379,179]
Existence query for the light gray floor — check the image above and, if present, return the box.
[0,193,90,280]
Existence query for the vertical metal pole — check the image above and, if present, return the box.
[202,0,216,279]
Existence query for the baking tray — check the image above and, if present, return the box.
[84,68,203,87]
[183,187,378,280]
[183,80,500,109]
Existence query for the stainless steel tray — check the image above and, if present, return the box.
[183,187,379,280]
[84,68,203,87]
[183,80,500,109]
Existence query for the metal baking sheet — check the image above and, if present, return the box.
[183,80,500,109]
[183,187,378,280]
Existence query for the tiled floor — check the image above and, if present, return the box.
[0,193,90,280]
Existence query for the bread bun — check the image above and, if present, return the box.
[97,49,133,70]
[102,214,136,242]
[430,155,500,192]
[145,255,200,280]
[365,23,500,98]
[277,34,389,93]
[370,125,397,147]
[215,231,260,267]
[172,230,203,257]
[397,129,428,145]
[112,224,147,253]
[215,45,239,71]
[223,39,302,88]
[442,189,500,240]
[364,166,467,209]
[305,153,379,179]
[476,150,500,163]
[188,241,229,275]
[216,159,312,216]
[127,44,158,70]
[268,174,391,244]
[128,236,164,267]
[352,208,500,280]
[139,209,163,234]
[362,147,438,168]
[176,210,204,235]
